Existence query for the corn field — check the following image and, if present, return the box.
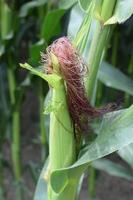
[0,0,133,200]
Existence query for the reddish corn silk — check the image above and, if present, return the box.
[41,37,115,134]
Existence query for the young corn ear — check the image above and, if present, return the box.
[20,52,77,200]
[46,53,76,200]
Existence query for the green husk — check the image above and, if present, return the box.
[20,53,76,200]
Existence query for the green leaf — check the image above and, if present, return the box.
[0,44,5,57]
[51,173,68,194]
[51,105,133,193]
[34,159,48,200]
[92,158,133,181]
[0,1,13,40]
[118,143,133,168]
[20,75,31,87]
[44,91,51,135]
[68,4,84,39]
[105,0,133,24]
[41,9,65,41]
[0,69,8,144]
[59,0,77,9]
[68,4,93,54]
[29,39,45,64]
[78,0,93,12]
[98,62,133,96]
[19,0,47,17]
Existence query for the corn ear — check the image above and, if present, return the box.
[20,59,77,200]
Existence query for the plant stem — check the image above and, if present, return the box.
[86,0,116,104]
[88,166,96,199]
[86,0,116,198]
[7,56,23,200]
[12,108,23,200]
[86,24,109,104]
[0,152,4,200]
[101,0,116,21]
[111,32,119,67]
[12,108,21,180]
[124,51,133,106]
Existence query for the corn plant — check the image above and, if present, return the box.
[20,1,133,200]
[0,0,71,199]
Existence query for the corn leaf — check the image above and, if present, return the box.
[41,9,65,42]
[0,1,13,40]
[99,62,133,96]
[68,4,84,39]
[118,143,133,169]
[0,44,5,57]
[105,0,133,25]
[78,0,93,12]
[50,105,133,193]
[19,0,47,17]
[34,159,48,200]
[92,158,133,181]
[29,39,45,64]
[59,0,77,9]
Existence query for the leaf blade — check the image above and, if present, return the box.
[51,105,133,193]
[98,62,133,96]
[92,158,133,181]
[118,143,133,168]
[41,9,65,41]
[78,0,93,12]
[105,0,133,24]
